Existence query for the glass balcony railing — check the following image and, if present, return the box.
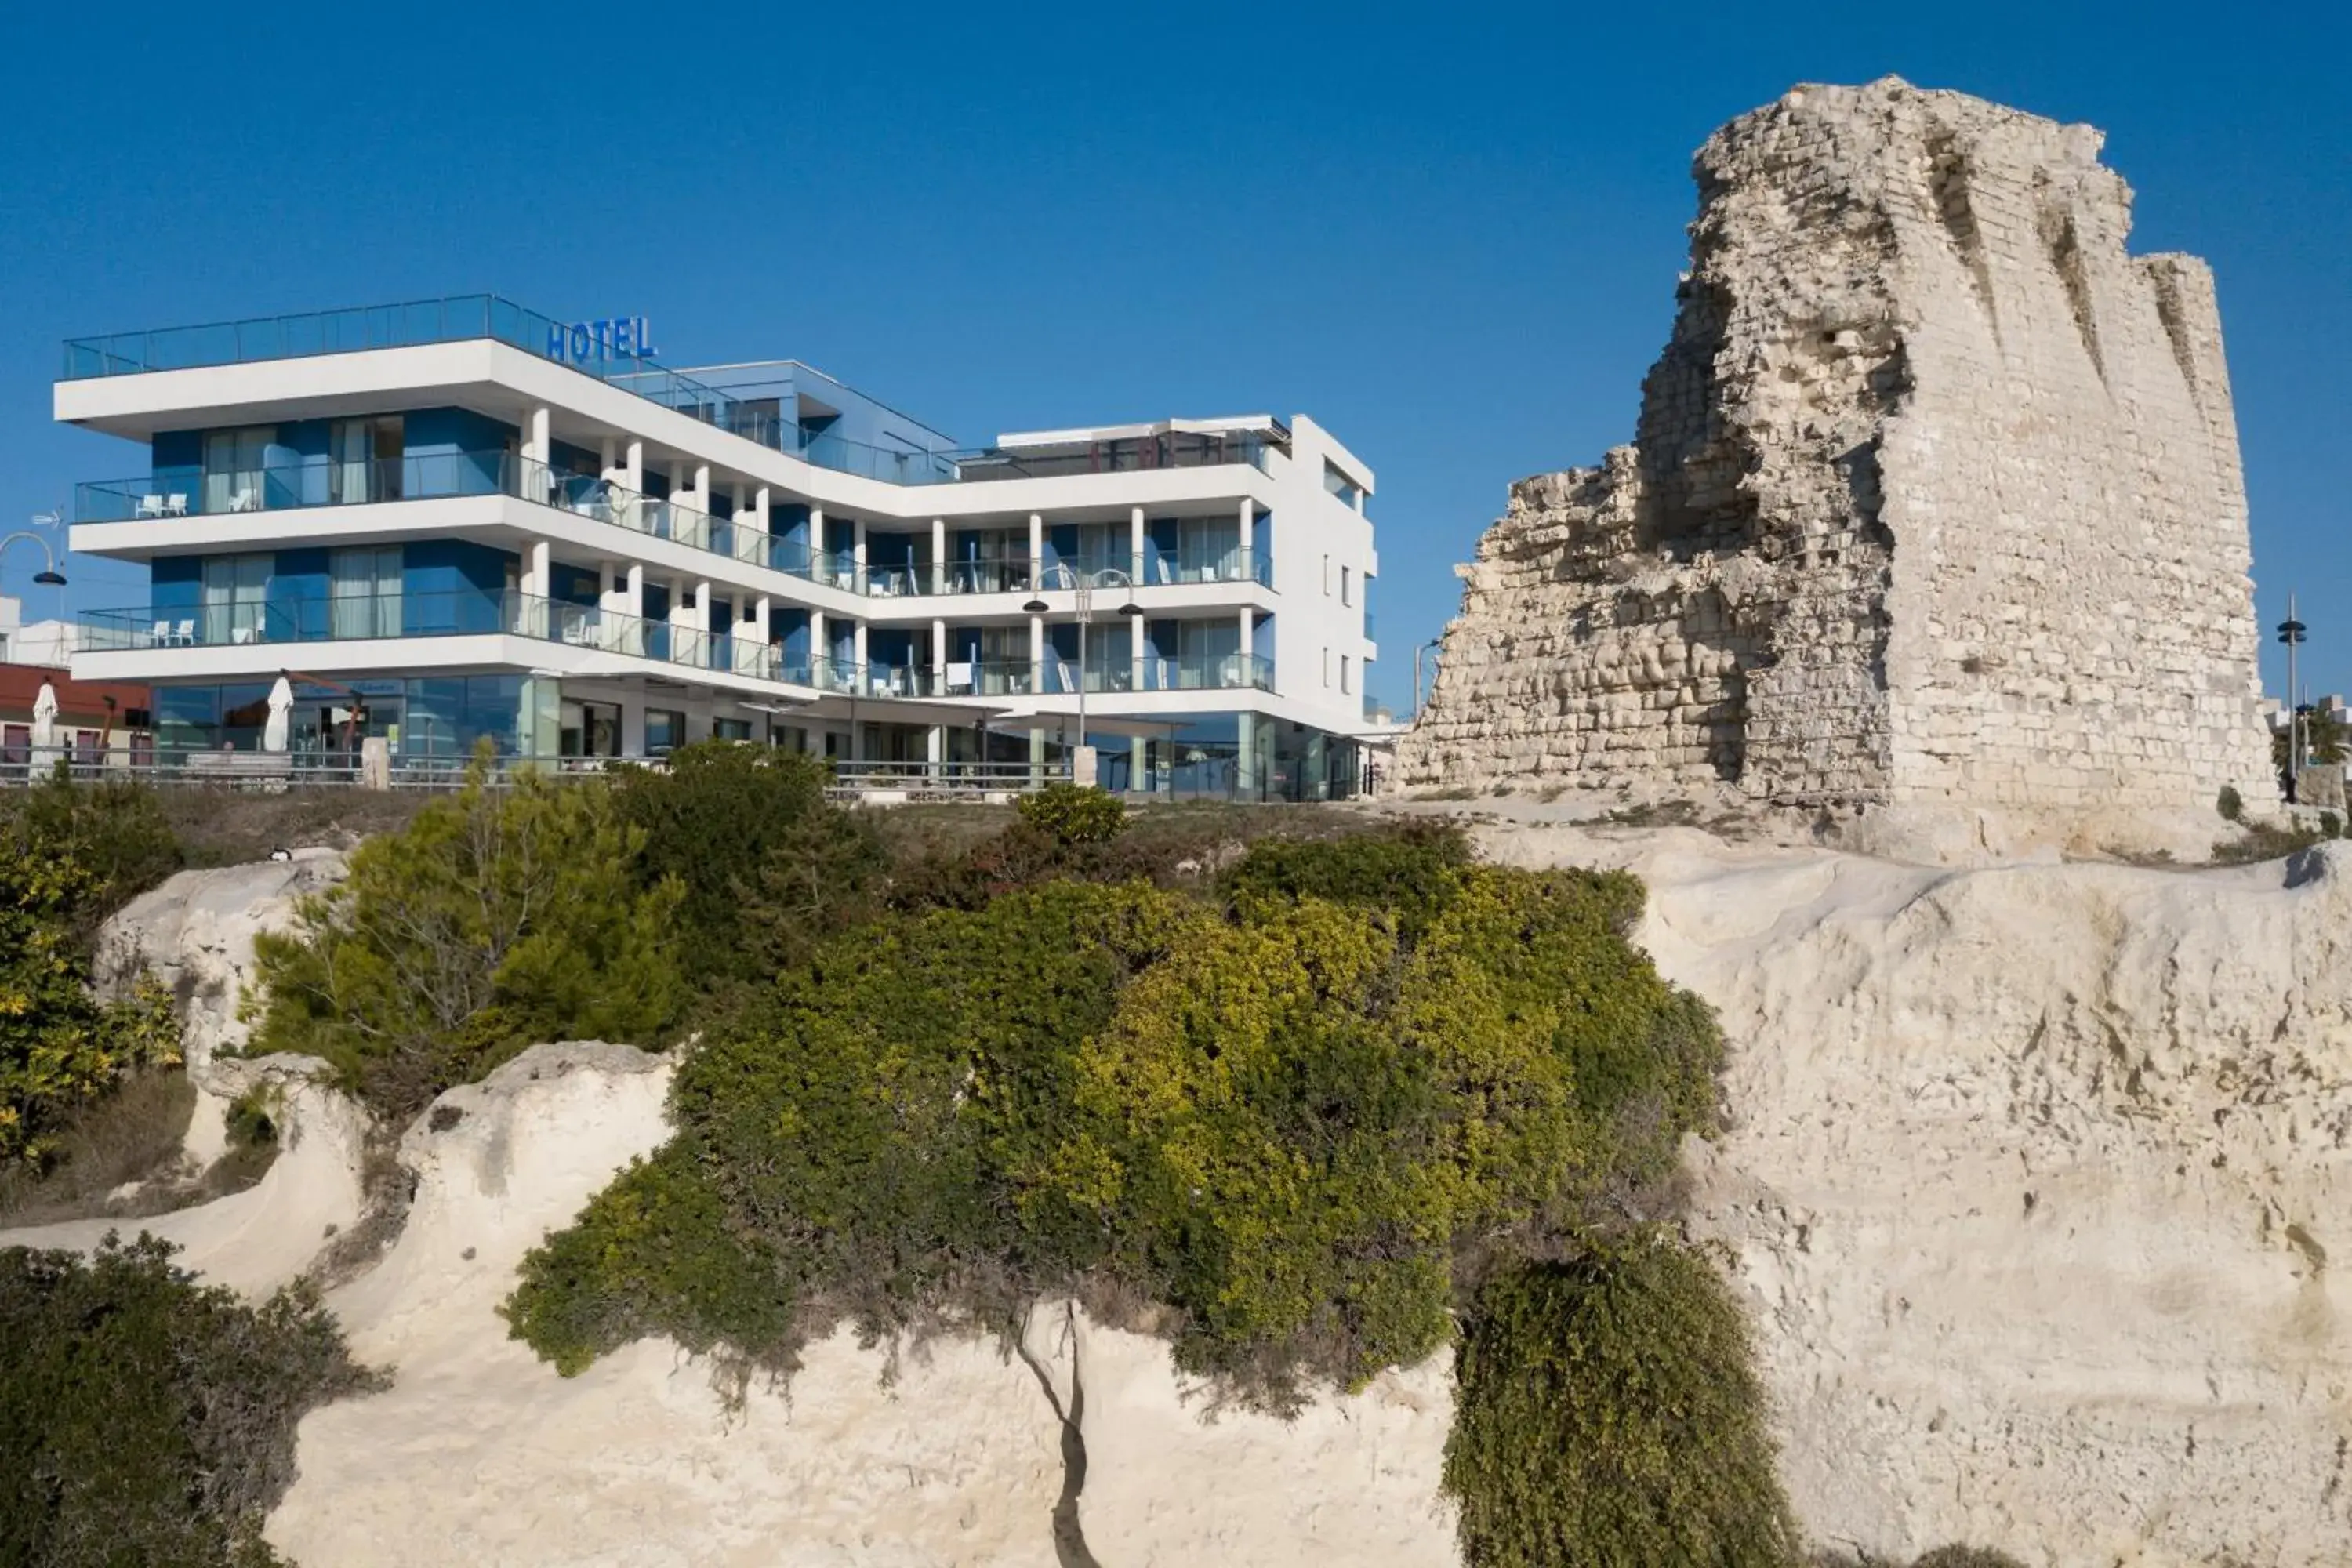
[61,293,1278,488]
[1141,652,1275,693]
[940,659,1036,698]
[79,459,1284,608]
[74,589,925,699]
[1139,546,1272,589]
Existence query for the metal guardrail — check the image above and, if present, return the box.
[0,748,1075,796]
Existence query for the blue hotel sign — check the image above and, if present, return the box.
[546,315,659,365]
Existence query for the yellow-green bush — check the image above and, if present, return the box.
[506,835,1731,1417]
[1015,781,1127,845]
[0,848,180,1167]
[249,754,684,1120]
[1444,1241,1797,1568]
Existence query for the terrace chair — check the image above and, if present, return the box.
[172,619,195,645]
[148,619,169,646]
[165,494,189,516]
[136,495,165,519]
[228,490,258,514]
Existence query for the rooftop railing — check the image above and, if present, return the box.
[61,293,1275,488]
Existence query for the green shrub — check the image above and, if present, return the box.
[1,851,181,1166]
[1221,822,1475,942]
[506,880,1191,1377]
[223,1086,281,1152]
[508,849,1728,1413]
[1016,782,1127,846]
[1909,1550,2028,1568]
[2218,784,2245,822]
[249,753,685,1120]
[2323,811,2343,840]
[1444,1242,1797,1568]
[0,1233,380,1566]
[611,741,887,986]
[0,771,183,942]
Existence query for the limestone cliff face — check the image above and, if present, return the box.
[1404,78,2276,815]
[1482,822,2352,1566]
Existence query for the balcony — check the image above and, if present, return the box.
[78,458,1283,609]
[1142,653,1274,693]
[74,587,930,702]
[60,293,1276,488]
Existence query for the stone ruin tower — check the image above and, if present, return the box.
[1401,78,2278,815]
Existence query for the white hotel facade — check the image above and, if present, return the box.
[55,296,1379,797]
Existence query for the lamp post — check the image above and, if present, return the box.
[1413,637,1443,720]
[1,530,68,589]
[1025,564,1142,783]
[2279,596,2309,791]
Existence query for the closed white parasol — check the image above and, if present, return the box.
[29,681,59,753]
[263,675,294,753]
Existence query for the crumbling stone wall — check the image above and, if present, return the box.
[1403,78,2277,812]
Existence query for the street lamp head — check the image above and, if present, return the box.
[31,569,64,587]
[1116,601,1142,617]
[1022,597,1051,615]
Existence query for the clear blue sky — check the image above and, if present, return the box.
[3,2,2344,710]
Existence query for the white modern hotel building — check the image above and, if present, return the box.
[54,296,1379,796]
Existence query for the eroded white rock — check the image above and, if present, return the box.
[1485,818,2352,1567]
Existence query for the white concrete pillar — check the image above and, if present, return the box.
[853,618,868,684]
[927,724,944,768]
[811,506,829,586]
[524,406,550,464]
[811,609,827,680]
[522,539,550,598]
[1131,604,1146,692]
[1239,607,1254,661]
[691,464,710,510]
[1029,513,1044,589]
[599,435,617,470]
[1131,505,1145,585]
[620,696,646,757]
[853,517,868,575]
[1238,496,1254,579]
[931,517,946,594]
[1029,612,1045,691]
[752,486,771,563]
[624,563,644,618]
[622,440,643,492]
[931,617,946,681]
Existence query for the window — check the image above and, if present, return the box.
[1341,565,1352,606]
[1323,646,1331,688]
[712,717,752,742]
[560,699,621,758]
[644,708,686,755]
[1341,655,1352,695]
[1323,460,1360,509]
[331,546,403,639]
[202,426,272,514]
[201,554,271,644]
[330,416,404,504]
[1322,554,1331,595]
